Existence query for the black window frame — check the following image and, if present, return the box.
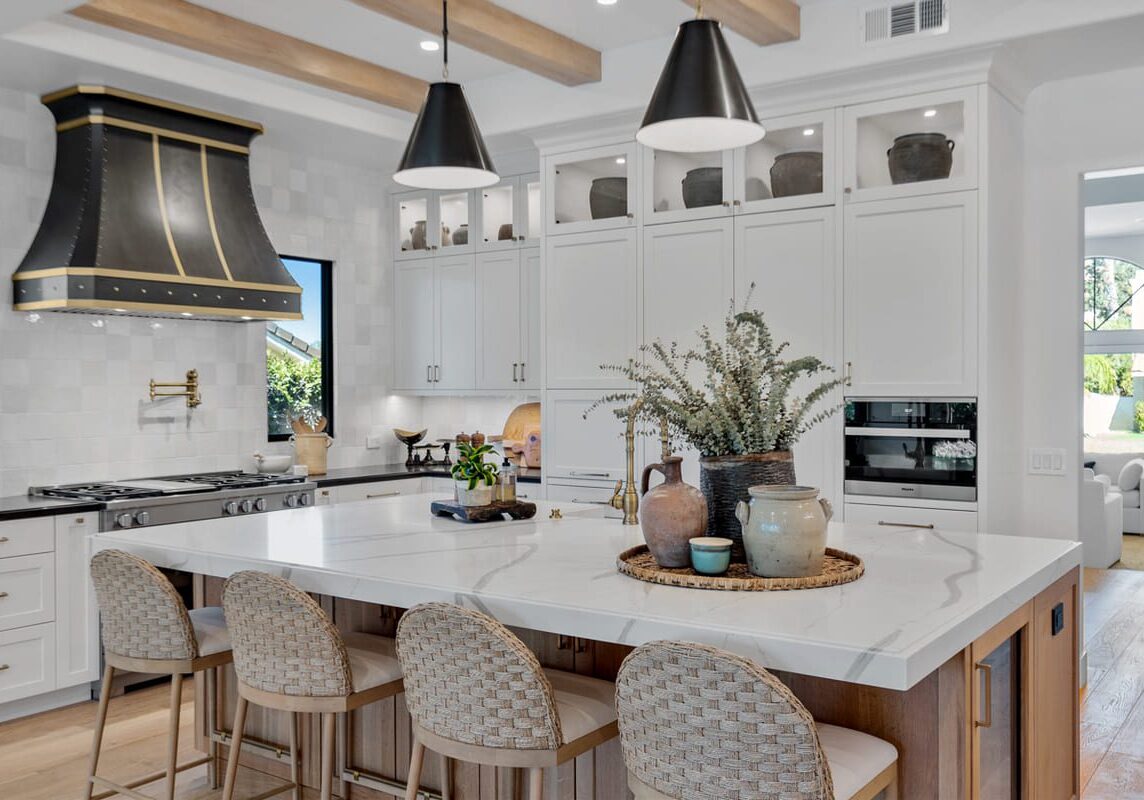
[267,255,334,442]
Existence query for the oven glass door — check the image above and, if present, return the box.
[844,430,977,500]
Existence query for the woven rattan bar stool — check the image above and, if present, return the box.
[86,549,233,800]
[616,641,899,800]
[396,602,619,800]
[220,570,404,800]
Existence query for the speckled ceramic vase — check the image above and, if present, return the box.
[640,456,707,568]
[735,485,833,578]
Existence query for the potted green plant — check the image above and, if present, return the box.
[588,289,843,556]
[450,441,499,507]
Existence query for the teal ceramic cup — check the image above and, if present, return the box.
[689,537,733,576]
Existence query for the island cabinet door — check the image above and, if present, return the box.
[970,605,1030,800]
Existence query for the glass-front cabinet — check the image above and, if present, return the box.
[735,109,835,213]
[395,190,434,259]
[545,142,637,236]
[437,191,473,254]
[641,147,735,224]
[477,173,542,248]
[843,85,978,202]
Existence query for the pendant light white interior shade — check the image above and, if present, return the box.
[637,18,764,153]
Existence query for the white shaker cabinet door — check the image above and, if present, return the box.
[476,249,522,390]
[519,248,541,390]
[545,229,638,389]
[544,390,628,484]
[55,513,99,687]
[643,218,734,488]
[844,192,978,397]
[434,254,477,390]
[394,259,436,390]
[735,207,839,504]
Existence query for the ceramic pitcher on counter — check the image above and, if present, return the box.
[291,432,332,476]
[640,456,707,568]
[735,485,832,578]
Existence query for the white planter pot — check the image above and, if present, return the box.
[455,482,494,507]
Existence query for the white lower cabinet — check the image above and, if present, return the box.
[0,517,54,559]
[545,390,628,484]
[0,553,54,632]
[843,502,978,532]
[54,514,99,687]
[329,478,425,505]
[545,482,617,505]
[0,623,56,705]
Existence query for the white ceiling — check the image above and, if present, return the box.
[1087,202,1144,239]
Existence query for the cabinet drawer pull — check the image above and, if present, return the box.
[365,492,401,500]
[0,537,8,544]
[435,365,441,382]
[520,362,526,381]
[0,664,8,672]
[975,662,993,728]
[0,592,8,599]
[877,521,935,529]
[569,471,609,478]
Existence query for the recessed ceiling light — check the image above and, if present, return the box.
[180,312,193,317]
[923,109,938,118]
[597,0,618,5]
[113,308,126,313]
[420,40,439,52]
[90,319,105,328]
[803,128,815,136]
[615,157,626,165]
[241,316,254,321]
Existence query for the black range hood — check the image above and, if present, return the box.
[12,86,301,322]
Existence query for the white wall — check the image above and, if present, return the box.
[1086,234,1144,265]
[0,86,415,494]
[1019,65,1144,540]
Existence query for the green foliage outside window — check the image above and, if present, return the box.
[1084,354,1134,397]
[267,350,324,435]
[1084,257,1144,331]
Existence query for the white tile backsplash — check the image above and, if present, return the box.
[0,86,414,494]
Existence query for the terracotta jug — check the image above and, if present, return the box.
[640,456,708,568]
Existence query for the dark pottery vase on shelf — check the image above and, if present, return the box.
[681,167,723,208]
[452,224,468,245]
[770,152,823,197]
[640,456,708,568]
[498,223,514,240]
[410,220,427,250]
[699,451,796,561]
[887,133,954,184]
[589,177,628,219]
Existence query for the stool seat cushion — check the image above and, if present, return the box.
[817,723,898,800]
[343,632,403,692]
[188,606,231,657]
[543,668,618,744]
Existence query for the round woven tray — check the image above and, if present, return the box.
[616,545,864,591]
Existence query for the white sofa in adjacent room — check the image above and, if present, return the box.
[1086,452,1144,534]
[1082,468,1123,568]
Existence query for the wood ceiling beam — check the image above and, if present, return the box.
[682,0,801,46]
[70,0,429,113]
[349,0,601,87]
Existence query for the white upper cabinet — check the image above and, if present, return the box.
[735,207,839,503]
[474,248,540,390]
[641,147,735,225]
[520,247,541,389]
[545,142,638,236]
[545,227,638,388]
[394,189,435,260]
[519,173,542,245]
[437,191,475,256]
[843,86,978,203]
[393,255,475,391]
[735,109,835,214]
[844,191,978,397]
[394,259,436,390]
[434,255,477,390]
[476,173,542,250]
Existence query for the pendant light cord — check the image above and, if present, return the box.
[695,0,703,18]
[442,0,449,81]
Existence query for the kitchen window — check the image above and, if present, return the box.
[267,256,333,441]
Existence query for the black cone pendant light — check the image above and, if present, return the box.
[394,0,498,189]
[637,5,764,153]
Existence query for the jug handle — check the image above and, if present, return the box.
[641,462,664,495]
[325,436,334,449]
[735,500,750,535]
[948,140,956,152]
[819,498,834,522]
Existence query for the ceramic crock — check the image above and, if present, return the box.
[770,151,823,197]
[291,432,332,476]
[681,167,723,208]
[589,177,628,219]
[887,133,954,184]
[735,485,833,578]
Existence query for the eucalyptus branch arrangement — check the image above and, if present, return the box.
[586,287,844,457]
[450,442,499,490]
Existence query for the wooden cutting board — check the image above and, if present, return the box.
[430,499,537,523]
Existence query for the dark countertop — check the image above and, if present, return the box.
[0,494,104,523]
[315,463,541,488]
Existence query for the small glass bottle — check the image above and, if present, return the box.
[496,456,517,503]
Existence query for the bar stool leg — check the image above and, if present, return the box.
[528,767,543,800]
[404,739,425,800]
[885,773,899,800]
[83,665,115,800]
[222,696,249,800]
[320,712,336,800]
[206,667,221,789]
[165,673,184,800]
[289,712,302,800]
[441,753,452,800]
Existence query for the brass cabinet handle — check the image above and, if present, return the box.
[365,492,400,500]
[877,521,935,529]
[975,662,993,728]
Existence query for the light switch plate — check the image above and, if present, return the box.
[366,435,383,449]
[1028,447,1068,476]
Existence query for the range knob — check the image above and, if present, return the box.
[254,497,267,513]
[134,511,151,526]
[224,501,239,516]
[239,499,254,514]
[115,513,133,528]
[284,494,299,508]
[299,493,312,507]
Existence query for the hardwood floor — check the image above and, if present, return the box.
[2,567,1144,799]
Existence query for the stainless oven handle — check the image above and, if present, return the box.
[844,427,971,439]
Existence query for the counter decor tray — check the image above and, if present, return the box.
[616,545,864,591]
[431,499,537,523]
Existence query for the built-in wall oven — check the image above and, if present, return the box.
[844,399,977,502]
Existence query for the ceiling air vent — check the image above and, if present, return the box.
[862,0,948,45]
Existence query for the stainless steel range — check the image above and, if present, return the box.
[31,471,317,531]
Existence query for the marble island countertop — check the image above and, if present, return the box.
[92,493,1080,691]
